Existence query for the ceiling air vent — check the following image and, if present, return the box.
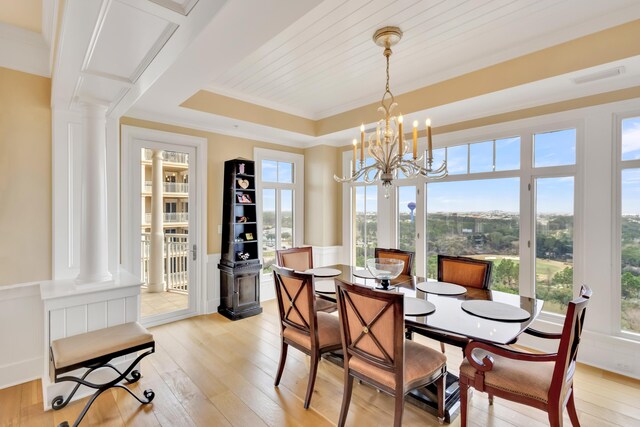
[572,66,625,84]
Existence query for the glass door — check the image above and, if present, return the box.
[135,144,198,322]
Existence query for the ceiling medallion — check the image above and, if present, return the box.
[334,26,447,197]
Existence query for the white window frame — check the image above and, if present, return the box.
[255,148,304,279]
[614,110,640,339]
[426,121,582,318]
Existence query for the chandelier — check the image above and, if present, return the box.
[334,27,447,197]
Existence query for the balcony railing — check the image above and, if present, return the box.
[143,149,188,164]
[143,181,189,193]
[141,233,189,293]
[144,212,189,224]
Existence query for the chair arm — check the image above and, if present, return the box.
[523,327,562,340]
[464,340,557,372]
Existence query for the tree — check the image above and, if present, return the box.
[494,259,519,291]
[552,267,573,287]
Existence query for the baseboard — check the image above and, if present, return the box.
[0,356,42,390]
[206,298,220,313]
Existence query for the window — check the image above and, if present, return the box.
[534,177,574,315]
[353,185,377,267]
[426,178,520,293]
[424,128,577,313]
[436,137,521,176]
[619,116,640,334]
[255,149,304,275]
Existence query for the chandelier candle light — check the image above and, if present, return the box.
[334,26,447,198]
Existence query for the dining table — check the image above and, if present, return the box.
[310,264,544,423]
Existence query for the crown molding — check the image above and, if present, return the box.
[0,22,49,77]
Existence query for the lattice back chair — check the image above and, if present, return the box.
[276,246,336,312]
[334,278,447,426]
[459,286,592,427]
[374,248,415,276]
[272,266,342,409]
[276,246,314,271]
[437,255,493,289]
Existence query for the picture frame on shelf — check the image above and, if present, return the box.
[237,193,252,203]
[243,232,254,241]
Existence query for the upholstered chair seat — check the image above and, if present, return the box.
[459,351,554,403]
[282,311,341,350]
[350,340,446,392]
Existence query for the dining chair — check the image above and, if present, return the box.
[437,254,493,289]
[276,246,314,271]
[374,248,415,276]
[272,266,343,409]
[334,278,447,426]
[276,246,336,312]
[458,285,592,427]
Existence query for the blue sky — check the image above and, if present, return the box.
[262,160,293,183]
[621,117,640,215]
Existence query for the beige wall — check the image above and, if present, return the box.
[0,67,51,286]
[304,145,342,247]
[119,117,306,253]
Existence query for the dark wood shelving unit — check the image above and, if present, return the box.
[217,158,263,320]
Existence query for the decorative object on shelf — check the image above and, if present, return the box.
[242,232,254,241]
[236,215,249,223]
[237,178,250,189]
[334,26,447,198]
[238,163,245,174]
[236,251,251,261]
[237,193,252,203]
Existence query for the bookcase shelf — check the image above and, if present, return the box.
[217,158,262,320]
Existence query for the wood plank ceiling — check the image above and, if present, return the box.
[206,0,640,119]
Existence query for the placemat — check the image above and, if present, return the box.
[314,280,336,294]
[404,298,436,316]
[461,300,530,322]
[352,269,375,279]
[416,281,466,296]
[304,267,342,277]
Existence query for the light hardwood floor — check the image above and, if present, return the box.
[2,300,639,427]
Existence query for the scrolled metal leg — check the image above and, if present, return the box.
[52,348,155,427]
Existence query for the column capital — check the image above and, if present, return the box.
[79,102,109,118]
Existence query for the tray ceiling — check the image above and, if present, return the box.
[205,0,640,119]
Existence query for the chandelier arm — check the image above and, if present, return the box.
[335,26,448,189]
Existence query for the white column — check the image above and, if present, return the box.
[77,103,112,283]
[147,150,165,292]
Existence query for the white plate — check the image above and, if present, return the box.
[461,300,530,322]
[416,281,466,296]
[352,269,375,279]
[314,280,336,294]
[404,297,436,316]
[304,267,342,277]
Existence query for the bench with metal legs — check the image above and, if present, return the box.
[49,322,156,427]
